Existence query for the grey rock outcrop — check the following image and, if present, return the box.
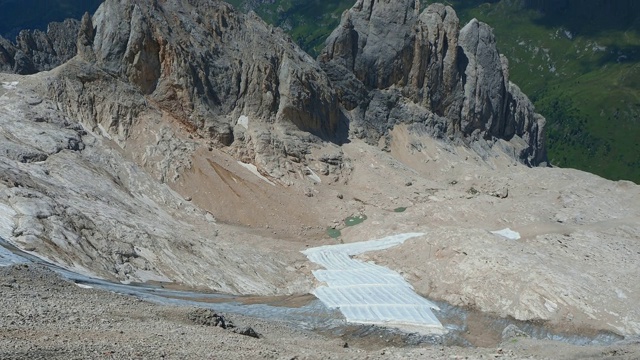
[87,0,339,138]
[47,0,346,182]
[319,0,546,165]
[501,324,530,341]
[188,309,232,328]
[0,19,80,74]
[0,78,310,294]
[4,0,546,175]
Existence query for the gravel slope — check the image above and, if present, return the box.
[2,264,640,359]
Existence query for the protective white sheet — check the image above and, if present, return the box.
[303,233,445,333]
[0,203,16,240]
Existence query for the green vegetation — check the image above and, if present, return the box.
[448,0,640,182]
[393,207,407,213]
[225,0,351,56]
[325,214,367,238]
[0,0,103,38]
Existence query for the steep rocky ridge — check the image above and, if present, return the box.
[2,0,546,181]
[319,0,546,165]
[0,19,80,75]
[48,0,346,185]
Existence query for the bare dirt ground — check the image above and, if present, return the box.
[2,264,639,360]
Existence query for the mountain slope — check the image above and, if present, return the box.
[449,0,640,183]
[0,0,636,181]
[225,0,640,183]
[318,0,546,165]
[0,0,639,344]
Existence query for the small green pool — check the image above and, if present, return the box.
[326,228,342,238]
[344,215,367,227]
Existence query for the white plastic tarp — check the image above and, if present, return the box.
[303,233,444,333]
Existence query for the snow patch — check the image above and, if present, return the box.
[306,167,321,184]
[303,233,445,334]
[1,81,18,90]
[491,228,521,240]
[237,115,249,130]
[615,289,627,299]
[237,162,275,186]
[75,283,94,289]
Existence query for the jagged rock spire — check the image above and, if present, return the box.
[320,1,546,165]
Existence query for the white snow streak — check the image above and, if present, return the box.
[1,81,18,90]
[491,228,521,240]
[237,162,275,186]
[75,283,94,289]
[237,115,249,130]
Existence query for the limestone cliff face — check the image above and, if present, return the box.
[319,0,546,165]
[44,0,346,182]
[11,0,545,177]
[0,19,80,74]
[70,0,339,142]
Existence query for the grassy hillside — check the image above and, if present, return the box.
[448,0,640,183]
[225,0,352,55]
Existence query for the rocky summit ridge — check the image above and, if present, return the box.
[0,0,546,179]
[319,0,546,166]
[0,18,80,75]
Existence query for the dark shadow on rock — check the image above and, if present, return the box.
[332,110,351,146]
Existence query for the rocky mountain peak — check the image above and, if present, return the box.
[78,0,340,127]
[320,1,546,165]
[44,0,346,182]
[76,12,95,61]
[0,18,80,74]
[2,0,546,175]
